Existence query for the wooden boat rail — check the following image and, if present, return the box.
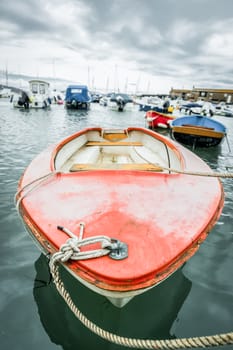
[172,125,224,138]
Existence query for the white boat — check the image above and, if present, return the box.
[11,90,31,109]
[28,80,52,108]
[134,95,164,111]
[99,95,109,106]
[214,102,233,117]
[11,80,52,109]
[101,93,134,111]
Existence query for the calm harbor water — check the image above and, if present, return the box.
[0,99,233,350]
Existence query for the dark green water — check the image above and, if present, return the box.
[0,99,233,350]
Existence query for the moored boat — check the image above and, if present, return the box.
[145,110,177,129]
[135,95,163,112]
[28,80,52,108]
[11,80,52,109]
[214,102,233,117]
[107,93,134,112]
[15,127,224,307]
[65,85,91,110]
[169,115,227,148]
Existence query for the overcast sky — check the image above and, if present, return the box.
[1,0,233,93]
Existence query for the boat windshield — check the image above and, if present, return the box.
[71,88,83,94]
[39,84,46,94]
[31,84,38,94]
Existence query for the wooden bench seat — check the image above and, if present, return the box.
[70,163,163,172]
[86,141,143,146]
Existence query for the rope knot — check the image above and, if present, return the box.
[53,225,128,262]
[59,237,80,262]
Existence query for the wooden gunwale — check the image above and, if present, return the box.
[172,126,224,138]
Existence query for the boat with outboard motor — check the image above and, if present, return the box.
[65,85,92,110]
[11,80,52,109]
[105,93,134,111]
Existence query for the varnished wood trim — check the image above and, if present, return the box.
[86,141,143,146]
[70,163,163,172]
[172,126,224,138]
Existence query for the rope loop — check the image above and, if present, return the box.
[50,235,112,267]
[53,224,128,263]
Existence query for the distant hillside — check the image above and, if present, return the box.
[0,70,83,92]
[0,84,21,93]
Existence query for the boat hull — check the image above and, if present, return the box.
[16,127,224,306]
[11,80,52,109]
[171,130,224,147]
[65,101,91,110]
[145,110,176,129]
[65,85,91,110]
[170,115,226,148]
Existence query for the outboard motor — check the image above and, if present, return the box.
[116,95,125,112]
[71,99,78,108]
[17,98,24,107]
[162,99,170,113]
[18,91,30,109]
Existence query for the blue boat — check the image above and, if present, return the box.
[169,115,227,148]
[139,104,164,112]
[179,102,203,114]
[65,85,92,109]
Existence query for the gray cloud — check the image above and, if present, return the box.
[1,0,233,91]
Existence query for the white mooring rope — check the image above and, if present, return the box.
[48,233,233,349]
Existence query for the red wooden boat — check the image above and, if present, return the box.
[145,109,177,129]
[16,127,224,307]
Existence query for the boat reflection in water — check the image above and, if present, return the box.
[33,254,192,349]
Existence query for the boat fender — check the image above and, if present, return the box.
[157,123,168,129]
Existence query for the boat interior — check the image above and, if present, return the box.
[54,129,182,173]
